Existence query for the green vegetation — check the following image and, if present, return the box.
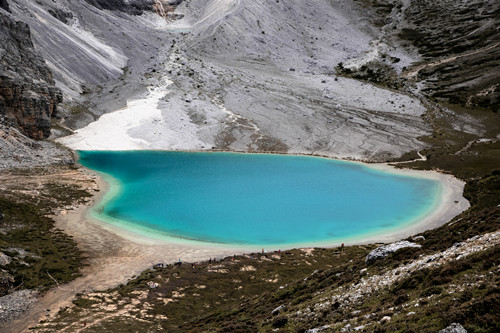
[0,166,91,295]
[0,198,84,292]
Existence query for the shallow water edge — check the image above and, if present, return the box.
[78,150,470,249]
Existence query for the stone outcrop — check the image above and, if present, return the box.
[351,0,500,111]
[153,0,185,20]
[365,241,421,264]
[83,0,184,20]
[0,7,62,140]
[0,122,73,169]
[296,231,500,326]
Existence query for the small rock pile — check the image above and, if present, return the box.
[0,289,38,324]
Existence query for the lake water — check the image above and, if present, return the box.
[78,151,441,246]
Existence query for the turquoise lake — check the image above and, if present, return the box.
[78,151,441,246]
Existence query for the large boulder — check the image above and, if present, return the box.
[438,323,467,333]
[365,241,421,264]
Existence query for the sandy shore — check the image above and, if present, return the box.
[338,164,470,245]
[77,152,470,249]
[3,159,468,332]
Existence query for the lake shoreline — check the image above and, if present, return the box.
[75,151,469,249]
[4,152,467,332]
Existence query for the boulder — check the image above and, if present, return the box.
[365,241,421,264]
[438,323,467,333]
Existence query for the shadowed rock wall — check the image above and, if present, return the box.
[0,0,10,12]
[83,0,154,15]
[0,6,61,139]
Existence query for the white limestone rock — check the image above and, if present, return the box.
[365,241,421,264]
[439,323,467,333]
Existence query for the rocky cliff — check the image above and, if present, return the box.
[0,6,61,140]
[83,0,153,14]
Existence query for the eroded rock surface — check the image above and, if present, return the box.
[0,8,61,139]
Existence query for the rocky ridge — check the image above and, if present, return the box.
[347,0,500,111]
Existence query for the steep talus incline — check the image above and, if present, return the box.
[4,0,434,161]
[4,0,497,162]
[5,0,186,134]
[106,0,430,161]
[184,0,375,72]
[9,0,159,101]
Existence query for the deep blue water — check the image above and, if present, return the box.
[78,151,440,246]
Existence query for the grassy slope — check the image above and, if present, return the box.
[0,166,92,294]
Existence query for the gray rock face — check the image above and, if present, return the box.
[365,241,421,264]
[0,9,62,139]
[439,323,468,333]
[0,289,38,324]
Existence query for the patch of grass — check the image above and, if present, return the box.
[0,197,84,292]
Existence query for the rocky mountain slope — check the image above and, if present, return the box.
[0,0,498,331]
[399,0,499,110]
[2,0,498,163]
